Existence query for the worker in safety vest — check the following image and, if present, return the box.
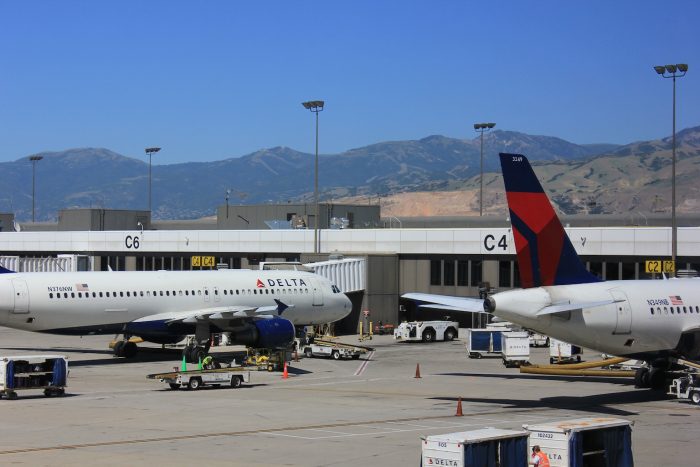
[530,445,550,467]
[202,355,214,370]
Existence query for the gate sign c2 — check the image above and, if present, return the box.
[645,260,675,274]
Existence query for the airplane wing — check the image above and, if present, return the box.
[130,300,294,325]
[535,299,617,316]
[401,293,485,313]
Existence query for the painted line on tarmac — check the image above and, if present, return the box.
[0,410,549,456]
[354,351,375,376]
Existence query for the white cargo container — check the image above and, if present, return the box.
[523,417,633,467]
[0,355,68,399]
[549,338,583,364]
[500,331,530,367]
[421,428,529,467]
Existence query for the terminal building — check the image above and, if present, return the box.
[1,205,699,334]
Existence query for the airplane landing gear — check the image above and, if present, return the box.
[113,339,138,358]
[183,345,208,364]
[634,365,668,390]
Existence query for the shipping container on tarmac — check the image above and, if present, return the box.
[522,417,633,467]
[421,428,529,467]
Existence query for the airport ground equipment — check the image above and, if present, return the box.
[520,357,636,378]
[668,372,700,404]
[373,322,395,335]
[301,338,371,360]
[245,348,291,371]
[523,417,633,467]
[0,355,68,400]
[421,428,529,467]
[148,367,250,390]
[500,331,530,367]
[393,320,459,343]
[467,328,505,358]
[549,338,582,364]
[528,331,549,347]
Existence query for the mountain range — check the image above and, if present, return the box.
[0,127,698,222]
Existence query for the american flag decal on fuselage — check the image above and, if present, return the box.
[670,295,683,305]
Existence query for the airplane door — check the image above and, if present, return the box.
[11,279,29,314]
[0,280,14,312]
[311,279,324,306]
[610,289,632,335]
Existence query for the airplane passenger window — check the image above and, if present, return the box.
[185,291,189,296]
[166,291,170,296]
[265,290,269,294]
[253,290,257,294]
[223,290,227,295]
[160,291,164,296]
[99,292,103,298]
[140,291,144,297]
[71,293,75,298]
[120,292,124,297]
[126,292,130,297]
[197,290,201,295]
[179,291,183,296]
[78,293,82,298]
[236,290,239,295]
[650,307,654,315]
[684,306,688,313]
[93,292,97,298]
[49,293,53,299]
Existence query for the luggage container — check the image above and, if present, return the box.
[467,328,503,358]
[421,428,529,467]
[549,338,583,364]
[0,355,68,400]
[501,331,530,367]
[523,417,633,467]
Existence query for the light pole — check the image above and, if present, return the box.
[225,189,231,219]
[302,100,324,253]
[654,63,688,274]
[145,147,161,214]
[29,155,43,222]
[473,122,495,216]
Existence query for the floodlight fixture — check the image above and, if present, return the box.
[302,99,325,253]
[145,147,162,214]
[653,62,689,273]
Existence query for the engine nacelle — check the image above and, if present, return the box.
[229,317,295,349]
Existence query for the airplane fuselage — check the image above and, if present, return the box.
[0,269,351,336]
[490,278,700,360]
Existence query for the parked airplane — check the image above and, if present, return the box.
[0,267,352,362]
[404,152,700,389]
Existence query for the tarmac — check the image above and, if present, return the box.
[0,327,698,466]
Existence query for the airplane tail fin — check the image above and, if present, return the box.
[499,153,600,288]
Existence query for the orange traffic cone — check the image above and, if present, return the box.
[455,397,463,416]
[414,363,422,379]
[282,362,289,379]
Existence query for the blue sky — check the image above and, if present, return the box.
[0,1,698,164]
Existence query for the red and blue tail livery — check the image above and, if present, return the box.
[499,153,600,288]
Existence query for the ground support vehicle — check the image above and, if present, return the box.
[302,339,372,360]
[523,417,633,466]
[528,331,550,347]
[0,355,68,400]
[148,367,251,390]
[467,328,504,358]
[501,331,530,367]
[668,372,700,404]
[549,338,582,364]
[422,428,529,467]
[393,320,459,343]
[245,348,291,371]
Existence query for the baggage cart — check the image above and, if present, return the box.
[549,338,582,364]
[523,417,633,467]
[148,367,250,390]
[0,355,68,400]
[421,428,529,467]
[467,328,503,358]
[501,331,530,367]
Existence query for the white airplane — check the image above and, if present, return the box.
[404,152,700,389]
[0,267,352,362]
